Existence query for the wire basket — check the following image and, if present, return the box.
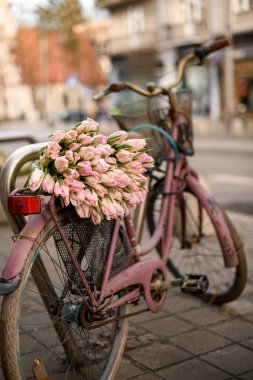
[53,206,132,290]
[112,90,192,160]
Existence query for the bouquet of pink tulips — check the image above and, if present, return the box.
[28,118,154,224]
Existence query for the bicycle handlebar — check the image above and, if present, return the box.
[93,38,229,100]
[194,38,229,60]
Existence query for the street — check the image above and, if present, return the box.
[190,138,253,216]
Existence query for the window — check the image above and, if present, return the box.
[181,0,202,24]
[232,0,253,13]
[126,5,145,49]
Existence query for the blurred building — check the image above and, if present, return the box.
[16,28,106,120]
[0,0,106,121]
[97,0,253,122]
[0,0,34,121]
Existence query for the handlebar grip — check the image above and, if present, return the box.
[109,82,126,92]
[194,38,229,60]
[93,82,126,100]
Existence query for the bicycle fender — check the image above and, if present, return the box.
[0,208,51,294]
[186,175,239,268]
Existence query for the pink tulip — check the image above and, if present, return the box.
[91,183,108,197]
[96,144,115,157]
[82,188,99,207]
[28,168,45,191]
[77,161,93,176]
[113,169,132,188]
[69,142,81,151]
[125,139,146,151]
[44,142,61,159]
[136,153,154,167]
[54,156,69,172]
[79,146,101,160]
[75,203,90,218]
[128,172,147,184]
[100,197,116,219]
[50,129,65,143]
[110,189,123,202]
[64,169,80,180]
[108,130,128,145]
[93,134,107,145]
[116,149,134,163]
[92,158,110,173]
[128,183,139,192]
[64,178,85,192]
[42,173,55,193]
[54,181,70,206]
[84,174,101,187]
[73,152,80,163]
[124,160,145,174]
[105,156,117,165]
[77,134,94,145]
[81,117,99,132]
[65,129,78,142]
[70,190,86,206]
[64,150,74,163]
[100,172,117,187]
[90,208,102,225]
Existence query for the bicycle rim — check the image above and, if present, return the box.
[147,182,247,304]
[1,208,129,380]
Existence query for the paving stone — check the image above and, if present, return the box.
[127,342,191,370]
[127,338,142,349]
[115,358,144,380]
[224,298,253,316]
[50,374,68,380]
[138,333,157,344]
[141,315,193,338]
[126,331,157,349]
[208,319,253,342]
[163,293,205,314]
[157,358,228,380]
[178,305,229,326]
[241,337,253,350]
[170,330,231,355]
[240,282,253,296]
[131,309,168,324]
[129,373,162,380]
[201,344,253,375]
[243,313,253,323]
[240,371,253,379]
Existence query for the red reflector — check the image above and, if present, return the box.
[8,195,41,215]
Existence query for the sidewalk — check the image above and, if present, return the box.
[0,212,252,380]
[114,211,253,380]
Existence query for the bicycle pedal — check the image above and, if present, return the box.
[181,274,209,294]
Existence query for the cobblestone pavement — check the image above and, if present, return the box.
[0,211,252,380]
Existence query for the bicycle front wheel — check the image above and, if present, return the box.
[1,208,129,380]
[147,180,247,304]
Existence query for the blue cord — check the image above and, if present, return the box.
[131,124,179,163]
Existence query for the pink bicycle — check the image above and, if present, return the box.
[0,39,247,380]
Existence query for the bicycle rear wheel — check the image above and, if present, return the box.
[147,179,247,304]
[1,207,129,380]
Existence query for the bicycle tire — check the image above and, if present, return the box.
[1,207,129,380]
[147,179,247,304]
